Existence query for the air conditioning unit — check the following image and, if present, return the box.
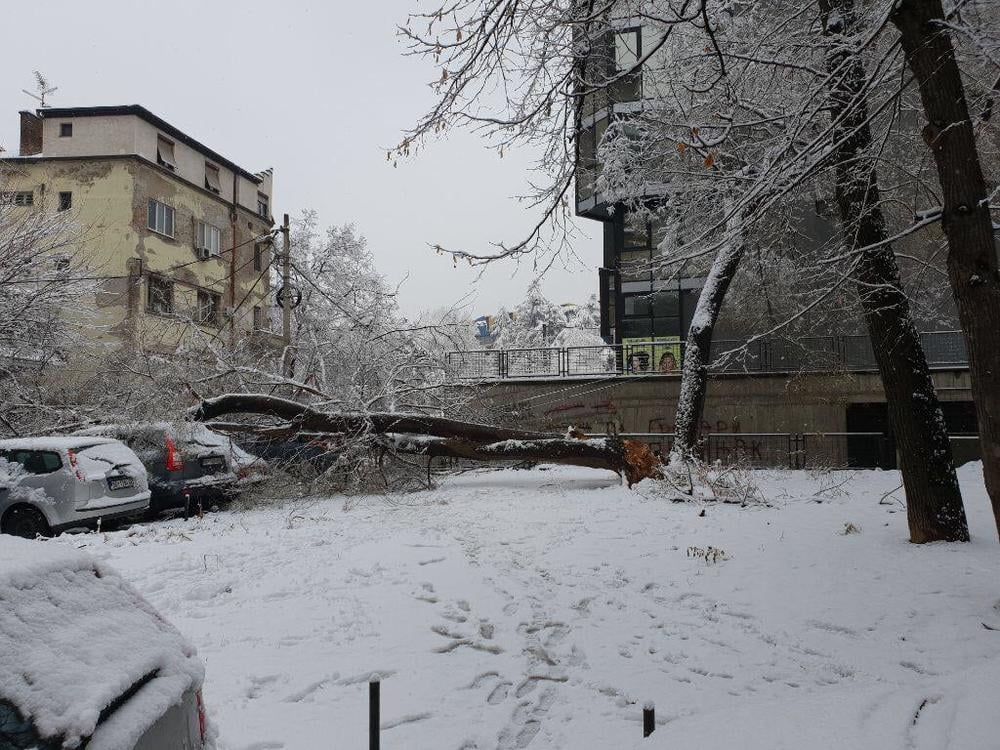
[195,246,211,260]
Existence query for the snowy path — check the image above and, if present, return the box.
[60,464,1000,749]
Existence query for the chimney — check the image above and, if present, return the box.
[19,111,42,156]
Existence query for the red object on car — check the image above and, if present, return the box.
[165,434,184,472]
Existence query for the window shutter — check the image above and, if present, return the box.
[157,137,176,169]
[205,164,222,193]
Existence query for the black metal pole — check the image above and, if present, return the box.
[643,701,655,737]
[369,680,380,750]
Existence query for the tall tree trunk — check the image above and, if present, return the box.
[890,0,1000,540]
[670,203,745,463]
[820,0,968,542]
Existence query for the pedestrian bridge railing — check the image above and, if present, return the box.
[444,330,968,381]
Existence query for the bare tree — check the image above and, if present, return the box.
[890,0,1000,538]
[817,0,967,541]
[0,191,101,435]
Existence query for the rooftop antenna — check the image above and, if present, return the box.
[22,71,57,108]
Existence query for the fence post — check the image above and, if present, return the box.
[370,680,380,750]
[643,701,655,737]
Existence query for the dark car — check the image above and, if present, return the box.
[236,436,338,478]
[75,423,259,516]
[0,536,210,749]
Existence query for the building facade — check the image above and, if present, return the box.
[1,105,280,354]
[575,22,705,346]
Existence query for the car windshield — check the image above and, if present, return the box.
[0,700,61,750]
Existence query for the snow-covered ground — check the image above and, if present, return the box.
[55,463,1000,749]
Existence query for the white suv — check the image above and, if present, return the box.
[0,437,150,537]
[0,536,210,748]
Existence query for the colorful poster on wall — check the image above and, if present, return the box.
[622,336,682,375]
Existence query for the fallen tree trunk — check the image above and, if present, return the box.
[192,394,661,486]
[192,394,552,442]
[390,435,659,485]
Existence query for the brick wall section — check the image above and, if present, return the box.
[19,111,42,155]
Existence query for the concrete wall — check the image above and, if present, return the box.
[38,114,270,216]
[485,369,974,434]
[41,114,139,159]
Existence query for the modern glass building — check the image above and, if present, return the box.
[575,21,704,345]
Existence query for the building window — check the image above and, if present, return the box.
[156,136,176,171]
[147,275,173,314]
[612,28,642,102]
[59,122,73,138]
[205,163,222,194]
[253,242,265,271]
[57,192,72,211]
[197,290,221,326]
[0,191,33,206]
[257,192,269,218]
[253,305,268,331]
[196,221,222,257]
[147,199,175,237]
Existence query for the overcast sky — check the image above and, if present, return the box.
[0,0,599,318]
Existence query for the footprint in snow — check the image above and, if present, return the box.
[465,671,499,689]
[245,674,282,700]
[806,619,857,636]
[497,687,557,750]
[381,712,432,730]
[488,681,512,705]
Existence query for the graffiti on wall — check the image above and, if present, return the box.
[647,415,766,461]
[539,399,617,431]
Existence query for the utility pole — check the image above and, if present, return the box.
[280,213,294,378]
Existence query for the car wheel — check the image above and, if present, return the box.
[2,506,52,538]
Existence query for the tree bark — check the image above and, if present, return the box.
[191,394,662,485]
[890,0,1000,540]
[820,0,968,542]
[670,202,745,463]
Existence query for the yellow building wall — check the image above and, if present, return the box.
[1,156,274,355]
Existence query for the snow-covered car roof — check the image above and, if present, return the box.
[0,537,204,749]
[0,436,118,452]
[76,422,173,435]
[77,422,227,444]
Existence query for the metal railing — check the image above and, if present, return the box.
[445,330,968,381]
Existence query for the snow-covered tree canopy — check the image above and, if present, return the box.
[285,210,465,417]
[490,286,604,349]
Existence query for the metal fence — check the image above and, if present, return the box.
[445,331,968,381]
[426,432,980,472]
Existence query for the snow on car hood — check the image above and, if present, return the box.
[0,537,203,750]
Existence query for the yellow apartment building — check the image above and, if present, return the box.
[1,105,283,355]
